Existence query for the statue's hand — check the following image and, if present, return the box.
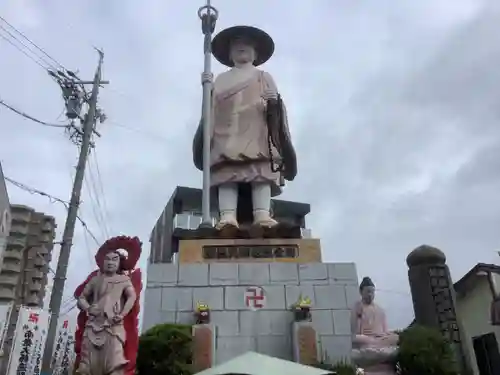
[201,72,213,84]
[112,314,123,324]
[87,304,100,317]
[262,89,277,101]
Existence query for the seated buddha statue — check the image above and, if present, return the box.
[350,277,399,374]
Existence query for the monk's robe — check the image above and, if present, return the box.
[351,300,399,374]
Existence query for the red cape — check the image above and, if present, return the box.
[73,269,142,375]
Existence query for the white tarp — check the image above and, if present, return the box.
[0,302,13,355]
[6,307,50,375]
[194,352,335,375]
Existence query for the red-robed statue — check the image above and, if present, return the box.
[73,236,142,375]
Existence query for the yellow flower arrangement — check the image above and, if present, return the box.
[195,301,210,312]
[294,294,311,309]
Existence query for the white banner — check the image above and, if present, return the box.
[6,307,50,375]
[59,333,75,375]
[0,302,13,355]
[51,318,73,375]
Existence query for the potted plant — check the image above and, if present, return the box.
[194,301,210,324]
[291,294,312,322]
[313,359,363,374]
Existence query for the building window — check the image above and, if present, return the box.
[174,213,190,229]
[473,332,500,375]
[189,214,202,230]
[174,212,219,230]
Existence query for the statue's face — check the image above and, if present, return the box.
[360,285,375,304]
[102,252,120,274]
[229,38,256,65]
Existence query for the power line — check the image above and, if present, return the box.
[0,98,69,128]
[1,19,169,143]
[106,119,172,142]
[0,32,49,72]
[87,151,111,236]
[60,301,77,316]
[77,211,100,246]
[0,15,65,70]
[83,171,106,240]
[4,176,69,205]
[82,226,97,268]
[3,176,100,245]
[60,291,80,313]
[83,156,109,239]
[0,24,56,71]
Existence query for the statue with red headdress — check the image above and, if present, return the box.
[74,236,142,375]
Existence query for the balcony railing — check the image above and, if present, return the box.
[173,213,216,230]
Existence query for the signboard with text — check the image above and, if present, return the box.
[51,318,74,375]
[203,245,298,260]
[6,307,49,375]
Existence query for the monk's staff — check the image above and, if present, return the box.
[197,0,218,227]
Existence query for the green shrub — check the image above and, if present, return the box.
[397,325,459,375]
[313,359,358,374]
[136,323,193,375]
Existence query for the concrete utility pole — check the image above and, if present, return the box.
[41,50,108,374]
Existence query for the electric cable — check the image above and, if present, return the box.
[0,98,69,128]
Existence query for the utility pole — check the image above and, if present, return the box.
[41,50,108,374]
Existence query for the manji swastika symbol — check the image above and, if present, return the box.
[244,286,265,309]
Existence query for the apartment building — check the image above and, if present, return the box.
[0,205,56,306]
[148,186,312,264]
[0,163,10,269]
[0,204,56,367]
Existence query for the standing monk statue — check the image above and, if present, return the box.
[75,236,143,375]
[193,25,297,230]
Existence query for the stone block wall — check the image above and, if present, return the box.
[143,262,358,365]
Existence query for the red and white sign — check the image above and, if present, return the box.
[52,318,75,375]
[6,307,49,375]
[244,286,266,310]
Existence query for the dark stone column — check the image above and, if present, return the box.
[406,245,471,375]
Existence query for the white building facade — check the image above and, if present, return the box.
[0,163,11,270]
[454,263,500,375]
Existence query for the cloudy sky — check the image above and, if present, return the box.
[1,0,500,329]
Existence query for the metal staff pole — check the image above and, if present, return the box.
[197,0,218,228]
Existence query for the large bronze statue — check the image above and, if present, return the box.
[193,25,297,230]
[74,236,142,375]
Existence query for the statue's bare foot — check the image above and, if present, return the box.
[253,210,278,228]
[215,217,239,230]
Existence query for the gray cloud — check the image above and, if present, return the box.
[1,0,499,329]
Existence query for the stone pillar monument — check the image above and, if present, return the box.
[406,245,471,374]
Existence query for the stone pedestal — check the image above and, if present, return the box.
[145,261,357,364]
[177,238,322,264]
[292,322,318,365]
[192,324,215,372]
